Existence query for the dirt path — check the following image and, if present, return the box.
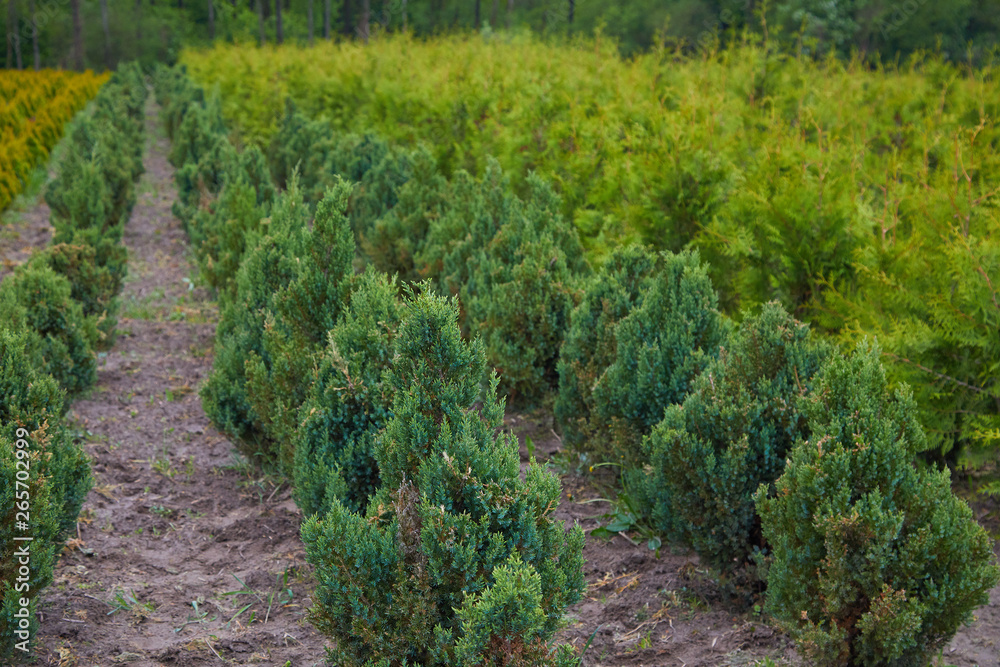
[0,183,53,282]
[33,99,328,667]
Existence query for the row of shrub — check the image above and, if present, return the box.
[179,36,1000,468]
[0,63,147,662]
[0,69,108,213]
[158,63,998,666]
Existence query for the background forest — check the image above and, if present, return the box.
[3,0,1000,71]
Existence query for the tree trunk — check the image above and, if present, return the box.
[101,0,112,69]
[307,0,313,44]
[474,0,479,28]
[341,0,351,36]
[401,0,406,30]
[275,0,283,43]
[506,0,512,29]
[323,0,330,38]
[136,0,142,55]
[71,0,84,70]
[359,0,368,42]
[30,0,39,69]
[257,0,265,44]
[208,0,215,39]
[491,0,497,27]
[568,0,573,24]
[6,0,17,69]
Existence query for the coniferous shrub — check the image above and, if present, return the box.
[168,93,226,169]
[359,146,449,284]
[244,180,356,469]
[192,144,276,297]
[30,242,125,346]
[172,134,238,231]
[555,245,658,453]
[2,264,98,398]
[587,249,728,467]
[645,302,831,584]
[292,268,402,517]
[301,290,584,666]
[0,327,92,660]
[755,342,1000,666]
[267,100,338,204]
[201,180,312,467]
[345,139,414,245]
[464,219,583,402]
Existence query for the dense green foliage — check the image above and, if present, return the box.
[292,268,401,517]
[0,328,92,661]
[155,59,999,665]
[556,248,727,466]
[183,36,1000,461]
[554,245,658,453]
[301,290,584,666]
[645,303,830,584]
[2,263,98,398]
[200,180,314,467]
[6,0,997,73]
[756,342,1000,665]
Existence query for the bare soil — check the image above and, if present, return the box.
[5,98,997,667]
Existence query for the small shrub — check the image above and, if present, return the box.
[31,242,125,346]
[192,145,276,297]
[645,302,831,585]
[756,341,1000,666]
[244,180,356,468]
[201,180,312,467]
[2,264,98,398]
[590,249,728,467]
[292,268,402,517]
[555,244,658,452]
[0,327,92,659]
[301,290,584,666]
[359,146,448,284]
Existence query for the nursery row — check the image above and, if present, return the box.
[0,64,147,662]
[0,69,108,213]
[158,63,999,666]
[180,35,1000,465]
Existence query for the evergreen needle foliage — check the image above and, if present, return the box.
[645,302,831,586]
[0,328,91,660]
[756,342,1000,666]
[301,290,584,666]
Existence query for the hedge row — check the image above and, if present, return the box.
[0,69,108,213]
[158,64,998,666]
[0,63,147,661]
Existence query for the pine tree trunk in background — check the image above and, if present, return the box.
[307,0,313,44]
[101,0,111,69]
[568,0,573,24]
[506,0,512,29]
[6,0,16,69]
[208,0,215,39]
[136,0,142,55]
[30,0,39,69]
[491,0,497,27]
[323,0,329,38]
[401,0,406,30]
[359,0,368,43]
[257,0,265,44]
[71,0,84,70]
[275,0,283,43]
[474,0,479,28]
[341,0,351,36]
